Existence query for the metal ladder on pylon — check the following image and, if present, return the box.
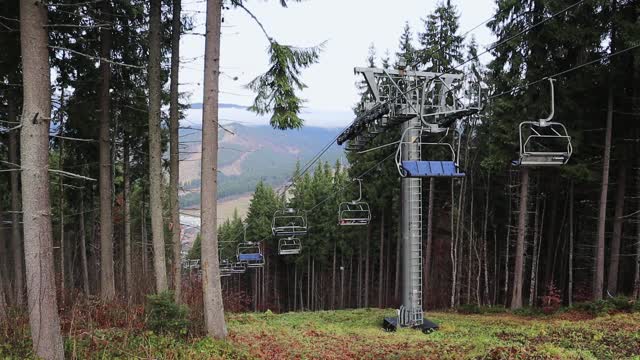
[407,127,424,326]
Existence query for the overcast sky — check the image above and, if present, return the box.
[179,0,497,128]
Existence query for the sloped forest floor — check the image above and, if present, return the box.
[2,307,640,359]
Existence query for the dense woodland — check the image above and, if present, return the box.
[1,0,640,358]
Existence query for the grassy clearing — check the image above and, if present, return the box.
[2,308,640,359]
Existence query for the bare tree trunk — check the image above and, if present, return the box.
[141,201,148,278]
[511,167,529,309]
[0,268,6,323]
[594,88,613,301]
[98,0,115,301]
[385,219,391,306]
[568,181,574,306]
[79,192,90,297]
[378,210,385,308]
[8,101,24,306]
[450,182,456,307]
[201,0,226,338]
[293,265,297,311]
[340,255,345,308]
[58,132,65,298]
[529,193,540,307]
[312,258,316,310]
[394,226,400,303]
[504,173,513,306]
[364,225,370,308]
[123,141,133,304]
[607,163,626,296]
[467,183,474,304]
[424,178,434,308]
[332,239,336,309]
[19,0,64,357]
[452,178,465,307]
[307,256,311,310]
[635,160,640,298]
[148,0,168,293]
[482,173,490,305]
[170,0,183,303]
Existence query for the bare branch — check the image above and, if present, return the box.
[49,169,97,182]
[49,46,144,69]
[0,159,20,168]
[50,134,97,143]
[0,124,22,133]
[233,2,274,43]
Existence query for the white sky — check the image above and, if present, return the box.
[179,0,497,128]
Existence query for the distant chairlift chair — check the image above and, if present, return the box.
[278,237,302,255]
[237,241,264,268]
[338,179,371,226]
[396,125,465,178]
[272,208,308,237]
[219,259,233,277]
[516,78,573,167]
[231,261,247,274]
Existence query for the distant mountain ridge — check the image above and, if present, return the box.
[189,103,247,110]
[178,121,343,208]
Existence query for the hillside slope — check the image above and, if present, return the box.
[179,122,343,207]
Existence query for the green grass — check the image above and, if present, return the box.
[225,309,640,359]
[3,309,640,359]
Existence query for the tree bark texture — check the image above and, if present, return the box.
[594,88,613,301]
[200,0,227,338]
[98,0,115,301]
[148,0,168,293]
[511,167,529,309]
[19,0,64,357]
[170,0,183,302]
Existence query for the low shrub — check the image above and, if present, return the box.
[541,282,562,314]
[512,306,544,317]
[457,304,481,314]
[457,304,507,315]
[145,292,189,335]
[571,296,639,316]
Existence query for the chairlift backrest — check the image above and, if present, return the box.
[338,179,372,226]
[395,125,465,178]
[237,241,264,268]
[516,79,572,167]
[278,237,302,255]
[272,208,307,237]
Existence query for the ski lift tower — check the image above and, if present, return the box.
[337,59,480,332]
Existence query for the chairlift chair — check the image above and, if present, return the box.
[219,259,233,277]
[272,208,307,237]
[278,237,302,255]
[396,125,465,178]
[338,179,372,226]
[516,78,572,167]
[231,261,247,274]
[237,241,264,268]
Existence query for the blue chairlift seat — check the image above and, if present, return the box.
[401,160,465,178]
[238,253,263,262]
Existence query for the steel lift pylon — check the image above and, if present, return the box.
[337,60,481,333]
